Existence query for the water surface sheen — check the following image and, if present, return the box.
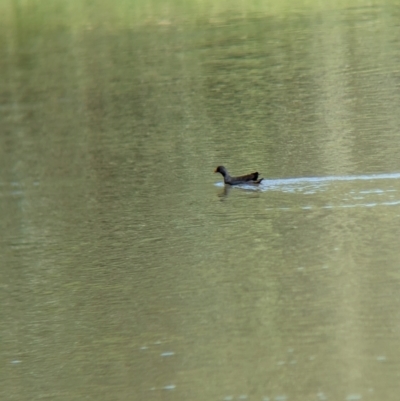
[1,2,400,401]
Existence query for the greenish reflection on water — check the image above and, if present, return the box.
[1,1,400,400]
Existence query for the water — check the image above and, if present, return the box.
[1,1,400,400]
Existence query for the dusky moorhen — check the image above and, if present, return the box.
[214,166,263,185]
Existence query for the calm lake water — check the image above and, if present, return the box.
[2,1,400,400]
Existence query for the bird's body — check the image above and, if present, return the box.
[214,166,263,185]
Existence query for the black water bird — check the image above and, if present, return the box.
[214,166,263,185]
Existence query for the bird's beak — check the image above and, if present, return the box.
[214,168,218,173]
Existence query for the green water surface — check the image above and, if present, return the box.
[1,1,400,400]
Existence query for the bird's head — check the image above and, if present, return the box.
[214,166,227,176]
